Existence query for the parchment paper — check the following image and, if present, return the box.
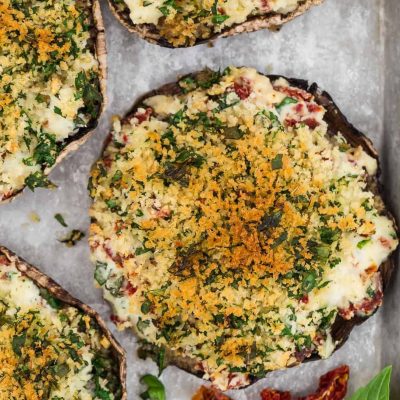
[0,0,399,398]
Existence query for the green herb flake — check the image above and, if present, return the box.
[25,172,56,191]
[271,231,288,248]
[357,239,371,249]
[39,288,62,309]
[135,247,152,256]
[302,271,317,293]
[112,170,123,183]
[53,106,63,116]
[212,14,229,24]
[157,347,166,375]
[141,299,152,314]
[276,96,298,112]
[54,213,68,227]
[271,154,283,170]
[59,229,85,247]
[12,333,26,356]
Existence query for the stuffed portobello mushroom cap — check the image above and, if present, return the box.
[108,0,323,48]
[0,0,106,203]
[88,67,398,390]
[0,246,126,399]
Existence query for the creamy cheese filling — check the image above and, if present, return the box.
[89,67,398,390]
[0,255,121,399]
[0,0,101,200]
[122,0,304,46]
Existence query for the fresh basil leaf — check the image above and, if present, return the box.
[140,374,166,400]
[348,366,391,400]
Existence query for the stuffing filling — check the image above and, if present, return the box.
[0,253,122,399]
[89,67,398,390]
[0,0,102,200]
[121,0,307,46]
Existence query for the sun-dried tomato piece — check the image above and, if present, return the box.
[0,255,11,266]
[192,386,232,400]
[295,103,304,113]
[103,243,124,266]
[234,77,252,100]
[300,294,309,304]
[123,280,137,296]
[285,118,298,127]
[356,290,383,315]
[379,236,392,249]
[103,156,113,168]
[260,0,272,11]
[134,107,153,123]
[261,389,292,400]
[340,289,383,319]
[110,314,125,325]
[307,103,322,113]
[274,86,313,102]
[298,365,349,400]
[192,366,349,400]
[302,118,319,129]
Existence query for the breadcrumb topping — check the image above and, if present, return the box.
[89,67,398,390]
[0,0,101,200]
[0,254,122,399]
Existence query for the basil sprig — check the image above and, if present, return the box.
[140,374,166,400]
[349,366,391,400]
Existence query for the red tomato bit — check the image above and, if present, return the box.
[134,107,153,124]
[234,77,252,100]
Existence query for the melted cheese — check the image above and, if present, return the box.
[89,67,398,390]
[122,0,306,46]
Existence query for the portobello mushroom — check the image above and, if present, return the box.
[88,67,398,391]
[107,0,323,48]
[0,0,106,203]
[0,245,126,399]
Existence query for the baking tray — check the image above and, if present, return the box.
[0,0,399,398]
